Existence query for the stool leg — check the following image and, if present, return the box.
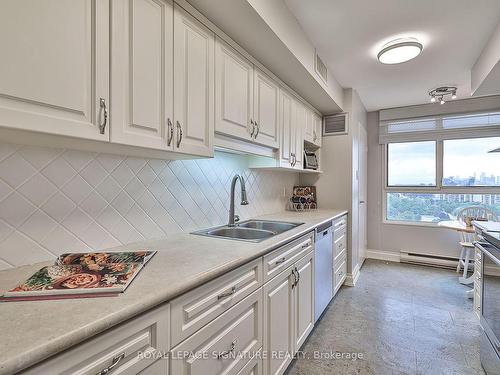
[457,247,465,273]
[463,249,471,279]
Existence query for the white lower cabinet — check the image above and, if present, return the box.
[293,252,314,351]
[21,231,321,375]
[237,351,262,375]
[263,250,314,375]
[170,289,262,375]
[23,303,170,375]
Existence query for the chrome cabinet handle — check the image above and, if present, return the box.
[291,268,299,288]
[250,119,255,138]
[275,257,286,265]
[254,122,260,139]
[295,267,300,284]
[97,352,125,375]
[99,98,108,135]
[217,339,237,359]
[290,153,295,167]
[301,243,309,249]
[176,121,183,148]
[217,286,237,300]
[167,118,174,146]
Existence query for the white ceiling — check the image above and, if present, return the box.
[284,0,500,111]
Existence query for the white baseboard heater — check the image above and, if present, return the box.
[400,250,460,269]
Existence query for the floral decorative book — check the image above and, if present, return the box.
[1,251,156,302]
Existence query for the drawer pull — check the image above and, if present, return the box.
[97,352,125,375]
[301,243,309,249]
[217,339,237,359]
[275,257,286,265]
[217,286,237,300]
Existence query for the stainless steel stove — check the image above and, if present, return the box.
[474,227,500,375]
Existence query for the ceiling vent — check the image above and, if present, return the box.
[315,51,328,83]
[323,113,348,136]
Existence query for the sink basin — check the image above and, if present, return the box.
[238,220,302,234]
[207,227,275,241]
[191,220,304,242]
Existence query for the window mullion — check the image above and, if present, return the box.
[436,139,443,190]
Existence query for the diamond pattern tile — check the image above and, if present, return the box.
[0,142,298,268]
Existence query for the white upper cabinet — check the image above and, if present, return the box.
[279,90,304,169]
[253,69,279,148]
[0,0,109,141]
[111,0,173,150]
[173,4,214,157]
[215,38,254,141]
[312,112,322,147]
[279,90,294,167]
[294,101,305,169]
[304,108,315,144]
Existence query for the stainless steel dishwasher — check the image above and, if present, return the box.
[314,221,333,322]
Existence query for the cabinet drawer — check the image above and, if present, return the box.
[171,289,262,375]
[263,232,314,282]
[333,222,346,242]
[334,234,346,259]
[171,258,262,346]
[334,255,347,292]
[23,304,170,375]
[237,351,262,375]
[333,215,347,230]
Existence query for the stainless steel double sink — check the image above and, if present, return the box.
[192,220,304,242]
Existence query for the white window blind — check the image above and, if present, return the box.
[379,111,500,144]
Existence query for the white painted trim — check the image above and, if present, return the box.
[365,249,401,263]
[344,262,361,286]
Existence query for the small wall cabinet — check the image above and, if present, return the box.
[279,90,305,170]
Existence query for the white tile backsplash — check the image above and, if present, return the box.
[0,143,298,268]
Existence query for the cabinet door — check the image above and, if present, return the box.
[253,69,279,148]
[294,251,314,351]
[111,0,173,150]
[304,108,314,143]
[279,90,294,168]
[173,5,214,157]
[293,100,305,170]
[0,0,109,141]
[263,266,295,375]
[215,39,254,141]
[313,112,322,147]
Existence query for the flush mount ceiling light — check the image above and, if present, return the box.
[377,38,423,64]
[429,86,457,105]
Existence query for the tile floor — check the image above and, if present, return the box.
[287,259,484,375]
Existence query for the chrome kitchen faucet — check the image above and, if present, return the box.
[228,174,248,226]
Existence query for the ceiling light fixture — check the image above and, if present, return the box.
[377,38,423,64]
[429,86,457,105]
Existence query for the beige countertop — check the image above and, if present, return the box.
[0,209,347,374]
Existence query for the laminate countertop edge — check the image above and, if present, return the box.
[0,209,347,374]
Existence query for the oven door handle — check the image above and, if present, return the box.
[474,241,500,266]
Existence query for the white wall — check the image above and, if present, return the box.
[0,144,298,269]
[367,111,466,259]
[302,88,367,277]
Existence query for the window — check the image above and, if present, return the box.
[443,137,500,187]
[385,136,500,224]
[387,141,436,187]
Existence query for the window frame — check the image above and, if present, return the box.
[383,137,500,226]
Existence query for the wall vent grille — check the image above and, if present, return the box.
[315,52,328,83]
[323,113,348,136]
